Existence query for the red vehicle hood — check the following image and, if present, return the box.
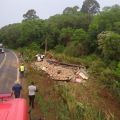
[0,98,29,120]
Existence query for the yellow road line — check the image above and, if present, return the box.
[0,53,6,69]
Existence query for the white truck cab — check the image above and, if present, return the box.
[0,43,4,53]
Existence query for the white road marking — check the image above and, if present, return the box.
[0,53,6,69]
[11,51,19,82]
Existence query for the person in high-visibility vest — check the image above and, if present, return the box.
[19,64,25,78]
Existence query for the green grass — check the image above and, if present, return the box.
[24,53,117,120]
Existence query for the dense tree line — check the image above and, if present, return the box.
[0,2,120,61]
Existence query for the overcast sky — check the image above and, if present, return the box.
[0,0,120,28]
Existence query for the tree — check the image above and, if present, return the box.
[63,6,79,14]
[81,0,100,14]
[0,23,22,48]
[48,13,92,31]
[73,6,79,12]
[23,9,39,20]
[72,28,86,42]
[20,19,44,47]
[59,28,74,46]
[86,5,120,54]
[113,22,120,34]
[98,31,120,61]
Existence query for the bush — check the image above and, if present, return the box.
[18,47,40,62]
[18,42,44,62]
[100,66,120,101]
[89,58,106,76]
[54,45,65,53]
[64,42,85,57]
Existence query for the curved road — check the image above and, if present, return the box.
[0,50,18,93]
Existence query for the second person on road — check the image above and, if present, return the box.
[28,82,37,109]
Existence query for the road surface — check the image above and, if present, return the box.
[0,50,18,93]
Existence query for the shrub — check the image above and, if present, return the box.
[54,45,65,53]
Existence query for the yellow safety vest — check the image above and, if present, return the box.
[20,66,25,72]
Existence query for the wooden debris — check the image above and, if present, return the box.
[34,59,88,83]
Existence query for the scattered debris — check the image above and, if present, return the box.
[34,59,88,83]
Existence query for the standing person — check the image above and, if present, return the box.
[12,81,22,98]
[28,82,37,109]
[19,63,25,78]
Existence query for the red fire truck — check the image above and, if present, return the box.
[0,93,29,120]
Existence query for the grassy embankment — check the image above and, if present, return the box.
[21,51,120,120]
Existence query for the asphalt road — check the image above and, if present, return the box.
[0,53,5,63]
[0,50,18,93]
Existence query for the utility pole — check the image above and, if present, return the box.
[45,36,47,55]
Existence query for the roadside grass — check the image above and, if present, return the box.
[19,50,120,120]
[24,64,117,120]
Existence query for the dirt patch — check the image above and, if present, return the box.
[34,59,88,83]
